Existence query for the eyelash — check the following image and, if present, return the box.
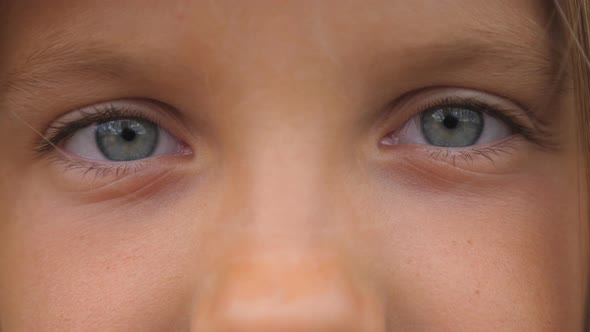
[35,103,164,153]
[34,104,169,179]
[34,95,548,177]
[381,95,553,166]
[417,96,537,142]
[52,157,149,180]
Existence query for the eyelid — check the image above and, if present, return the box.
[399,88,532,126]
[378,87,554,148]
[35,99,190,154]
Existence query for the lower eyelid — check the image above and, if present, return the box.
[378,134,527,174]
[43,156,185,201]
[46,151,188,188]
[47,132,191,188]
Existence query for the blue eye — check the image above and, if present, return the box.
[420,108,484,147]
[95,119,159,161]
[384,101,514,148]
[63,117,182,162]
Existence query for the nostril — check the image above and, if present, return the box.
[191,258,386,332]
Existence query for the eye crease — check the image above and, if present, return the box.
[35,102,189,165]
[382,93,531,148]
[35,88,545,174]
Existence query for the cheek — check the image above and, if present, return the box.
[352,160,585,329]
[0,218,185,330]
[0,177,196,330]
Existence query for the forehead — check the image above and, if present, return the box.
[1,0,561,121]
[2,0,551,47]
[1,0,556,80]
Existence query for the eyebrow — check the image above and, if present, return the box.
[2,27,567,108]
[400,35,567,92]
[366,19,569,112]
[3,40,135,96]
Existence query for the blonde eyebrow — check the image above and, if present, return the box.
[3,40,134,96]
[3,39,562,87]
[397,9,565,81]
[2,17,567,108]
[416,37,565,89]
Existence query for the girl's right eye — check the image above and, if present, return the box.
[63,118,183,162]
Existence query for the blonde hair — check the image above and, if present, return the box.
[557,0,590,328]
[561,0,590,177]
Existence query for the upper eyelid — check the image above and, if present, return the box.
[35,89,556,155]
[377,88,525,129]
[35,101,173,153]
[419,98,529,135]
[377,87,561,148]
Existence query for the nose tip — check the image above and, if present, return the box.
[192,253,385,332]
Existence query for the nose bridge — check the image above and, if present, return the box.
[191,248,385,332]
[248,143,329,231]
[221,108,345,238]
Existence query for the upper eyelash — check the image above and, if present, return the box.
[35,95,556,159]
[416,96,554,148]
[34,103,162,153]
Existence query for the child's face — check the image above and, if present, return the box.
[0,0,587,330]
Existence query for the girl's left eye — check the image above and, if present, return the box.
[63,118,182,162]
[385,106,513,148]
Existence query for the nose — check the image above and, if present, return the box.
[191,250,386,332]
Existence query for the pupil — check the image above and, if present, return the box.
[443,115,459,129]
[121,127,137,141]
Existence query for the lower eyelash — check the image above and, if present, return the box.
[423,136,523,167]
[46,154,148,180]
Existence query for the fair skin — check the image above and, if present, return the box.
[0,0,587,331]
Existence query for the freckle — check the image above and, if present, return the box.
[467,239,473,246]
[475,289,480,296]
